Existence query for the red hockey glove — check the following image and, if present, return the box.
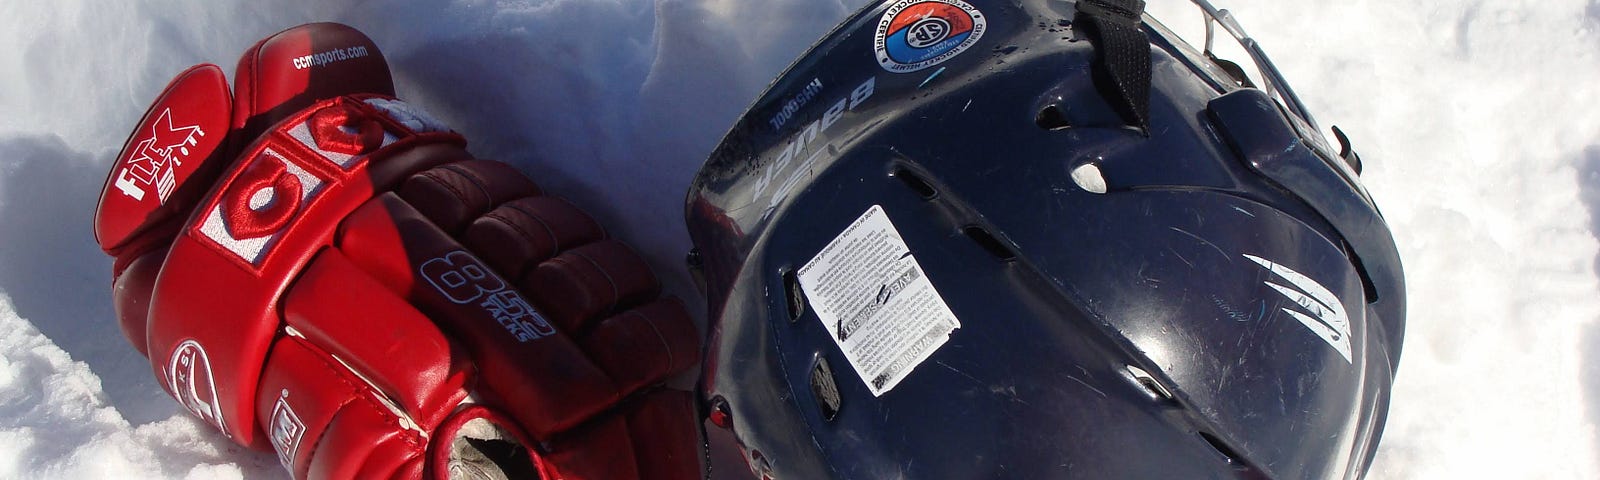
[92,23,703,480]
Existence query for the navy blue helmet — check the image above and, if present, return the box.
[685,0,1404,478]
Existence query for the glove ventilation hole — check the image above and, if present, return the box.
[781,268,807,323]
[962,226,1017,262]
[890,167,938,200]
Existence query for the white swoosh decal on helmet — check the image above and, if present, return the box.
[1244,254,1353,363]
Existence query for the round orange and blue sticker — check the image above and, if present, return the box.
[874,0,987,73]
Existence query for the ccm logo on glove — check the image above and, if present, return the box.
[197,103,397,267]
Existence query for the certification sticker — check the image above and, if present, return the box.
[797,205,961,396]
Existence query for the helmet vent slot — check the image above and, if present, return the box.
[1070,163,1109,194]
[963,226,1017,261]
[1035,104,1071,130]
[891,167,939,199]
[782,268,807,323]
[1126,365,1174,401]
[810,356,842,421]
[1199,431,1243,465]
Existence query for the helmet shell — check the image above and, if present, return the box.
[687,1,1404,478]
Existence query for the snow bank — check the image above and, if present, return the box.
[0,0,1596,478]
[1178,2,1600,478]
[0,293,280,479]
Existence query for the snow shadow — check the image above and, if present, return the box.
[392,33,705,314]
[0,134,176,425]
[1578,145,1600,451]
[363,1,866,329]
[385,5,767,322]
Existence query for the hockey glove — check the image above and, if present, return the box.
[92,23,703,480]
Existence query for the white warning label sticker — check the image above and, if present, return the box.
[797,204,960,396]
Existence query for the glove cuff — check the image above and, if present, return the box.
[429,404,551,480]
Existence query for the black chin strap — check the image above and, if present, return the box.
[1074,0,1152,132]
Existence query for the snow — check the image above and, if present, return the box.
[0,0,1595,478]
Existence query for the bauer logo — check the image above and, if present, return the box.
[167,340,230,437]
[874,0,987,73]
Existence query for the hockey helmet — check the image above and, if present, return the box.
[686,0,1405,478]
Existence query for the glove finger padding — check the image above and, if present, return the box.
[464,196,607,280]
[95,22,704,480]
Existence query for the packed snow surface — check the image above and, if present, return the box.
[1,0,1597,478]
